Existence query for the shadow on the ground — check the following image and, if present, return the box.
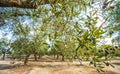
[0,64,14,70]
[0,63,24,70]
[36,63,84,68]
[29,57,63,62]
[29,60,62,62]
[112,62,120,65]
[38,64,65,68]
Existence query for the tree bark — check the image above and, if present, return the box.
[0,0,50,8]
[61,54,64,61]
[56,54,59,59]
[34,54,37,61]
[2,53,5,60]
[24,54,30,65]
[38,54,41,59]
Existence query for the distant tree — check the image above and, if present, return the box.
[0,38,10,60]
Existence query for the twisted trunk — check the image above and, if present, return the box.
[2,52,5,60]
[24,54,30,65]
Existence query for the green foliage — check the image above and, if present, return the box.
[103,0,120,44]
[0,0,118,72]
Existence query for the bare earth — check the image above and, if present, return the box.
[0,57,120,74]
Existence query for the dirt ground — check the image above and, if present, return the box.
[0,56,120,74]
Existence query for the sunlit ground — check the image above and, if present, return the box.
[0,56,120,74]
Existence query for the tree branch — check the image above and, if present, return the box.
[0,0,50,9]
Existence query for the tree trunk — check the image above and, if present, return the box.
[24,54,30,65]
[76,56,83,65]
[61,54,64,61]
[34,54,37,61]
[56,54,59,59]
[2,53,5,60]
[38,54,41,59]
[53,54,55,59]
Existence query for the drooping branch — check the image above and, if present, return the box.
[0,0,50,9]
